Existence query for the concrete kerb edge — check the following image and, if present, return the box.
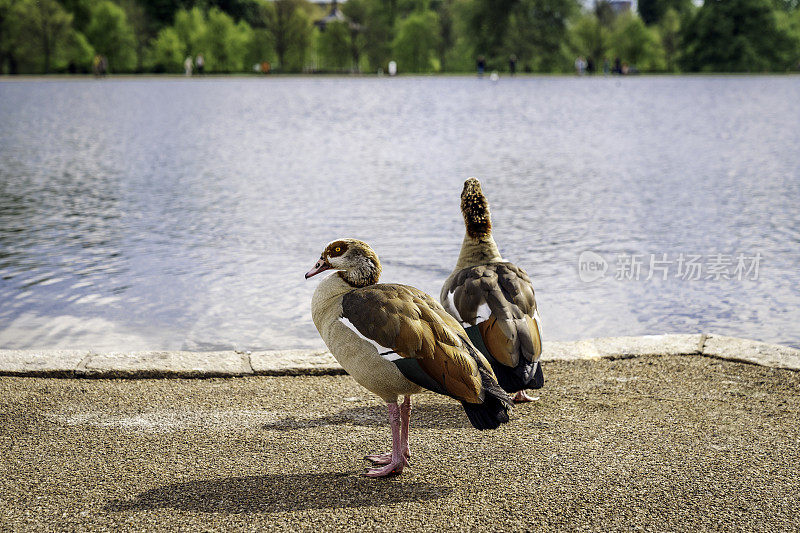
[0,333,797,378]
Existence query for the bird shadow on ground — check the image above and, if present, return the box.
[263,403,472,431]
[105,472,453,514]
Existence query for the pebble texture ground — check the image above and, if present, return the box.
[2,355,799,531]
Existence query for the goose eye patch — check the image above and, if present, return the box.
[327,242,348,257]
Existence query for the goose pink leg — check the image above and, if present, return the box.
[365,396,411,466]
[513,390,538,403]
[364,401,409,477]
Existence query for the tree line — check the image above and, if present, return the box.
[1,0,799,75]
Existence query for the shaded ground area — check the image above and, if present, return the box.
[1,355,799,531]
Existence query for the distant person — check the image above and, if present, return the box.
[621,62,629,75]
[613,57,621,75]
[476,55,486,77]
[184,56,193,76]
[195,54,205,75]
[603,58,610,75]
[261,61,270,74]
[509,54,517,76]
[587,57,595,74]
[92,54,102,77]
[574,56,586,75]
[99,56,107,77]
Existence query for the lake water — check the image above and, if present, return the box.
[1,75,799,351]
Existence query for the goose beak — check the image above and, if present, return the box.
[305,259,331,279]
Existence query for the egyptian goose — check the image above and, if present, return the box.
[306,239,512,477]
[440,178,544,402]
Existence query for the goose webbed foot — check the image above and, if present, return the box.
[363,400,411,478]
[365,448,411,466]
[513,390,538,403]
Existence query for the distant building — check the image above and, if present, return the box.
[314,0,347,31]
[608,0,635,14]
[582,0,638,14]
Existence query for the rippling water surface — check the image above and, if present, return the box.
[1,76,798,350]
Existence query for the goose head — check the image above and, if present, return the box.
[461,177,492,239]
[305,238,382,288]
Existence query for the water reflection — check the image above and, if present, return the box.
[0,77,798,350]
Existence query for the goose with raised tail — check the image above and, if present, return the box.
[440,178,544,402]
[306,238,512,477]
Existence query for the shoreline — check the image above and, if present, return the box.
[2,73,800,82]
[2,333,798,378]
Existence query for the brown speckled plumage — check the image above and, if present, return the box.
[461,178,492,239]
[449,263,541,366]
[442,178,543,394]
[342,284,493,404]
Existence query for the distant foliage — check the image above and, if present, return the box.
[505,0,578,72]
[610,13,663,71]
[680,0,799,72]
[0,0,798,74]
[85,1,137,72]
[568,12,610,68]
[263,0,313,72]
[205,7,253,72]
[637,0,692,25]
[318,21,352,71]
[149,26,184,72]
[393,11,440,72]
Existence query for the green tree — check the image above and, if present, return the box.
[204,7,252,71]
[12,0,74,73]
[246,27,275,69]
[458,0,517,68]
[174,7,207,56]
[680,0,798,71]
[317,20,351,70]
[62,26,95,71]
[59,0,93,32]
[211,0,265,25]
[430,0,455,71]
[263,0,313,71]
[347,0,393,71]
[0,0,14,73]
[776,5,800,69]
[772,0,800,10]
[638,0,691,25]
[85,1,137,72]
[341,0,369,71]
[658,8,681,72]
[139,0,194,27]
[118,0,153,72]
[609,12,663,71]
[569,12,609,67]
[148,26,184,72]
[505,0,578,72]
[392,10,440,72]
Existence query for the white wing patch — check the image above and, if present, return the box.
[532,309,542,341]
[444,290,464,323]
[339,316,403,362]
[446,290,493,326]
[474,301,492,322]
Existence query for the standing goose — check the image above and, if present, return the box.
[440,178,544,402]
[306,238,512,477]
